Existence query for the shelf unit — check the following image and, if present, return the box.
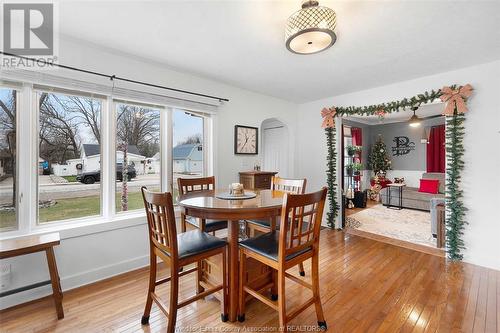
[344,153,362,192]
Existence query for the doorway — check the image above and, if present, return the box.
[340,104,446,256]
[261,118,289,177]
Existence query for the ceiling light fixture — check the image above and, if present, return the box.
[285,0,337,55]
[409,107,422,127]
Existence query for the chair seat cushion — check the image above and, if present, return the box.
[171,230,227,260]
[239,232,311,262]
[186,216,228,232]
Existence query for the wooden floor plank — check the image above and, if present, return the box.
[484,269,498,333]
[473,267,489,332]
[0,229,498,333]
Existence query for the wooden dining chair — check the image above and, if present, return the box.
[247,176,307,275]
[178,176,228,234]
[238,187,328,332]
[140,187,228,332]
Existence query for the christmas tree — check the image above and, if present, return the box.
[368,135,391,175]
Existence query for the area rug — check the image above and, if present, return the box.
[346,204,436,248]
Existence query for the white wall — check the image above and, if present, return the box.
[385,170,424,188]
[296,60,500,270]
[0,38,297,309]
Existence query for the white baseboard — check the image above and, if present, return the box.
[0,254,149,310]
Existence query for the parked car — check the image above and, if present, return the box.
[76,164,137,184]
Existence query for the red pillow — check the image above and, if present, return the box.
[419,179,440,194]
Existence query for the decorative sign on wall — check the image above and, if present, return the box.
[391,136,415,156]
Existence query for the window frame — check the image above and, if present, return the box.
[112,99,165,215]
[0,85,20,232]
[0,84,215,239]
[35,89,106,225]
[171,109,208,204]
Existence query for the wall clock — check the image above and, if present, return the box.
[234,125,258,155]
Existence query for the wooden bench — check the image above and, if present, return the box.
[0,232,64,319]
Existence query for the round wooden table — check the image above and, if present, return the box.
[178,189,286,322]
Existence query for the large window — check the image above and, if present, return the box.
[0,88,17,230]
[0,79,214,235]
[115,102,161,213]
[172,109,204,203]
[37,92,102,223]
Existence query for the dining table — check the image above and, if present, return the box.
[178,189,286,322]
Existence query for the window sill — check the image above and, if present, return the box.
[0,207,182,241]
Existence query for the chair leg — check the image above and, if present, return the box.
[196,260,205,294]
[167,263,179,333]
[311,253,326,330]
[298,263,306,276]
[278,268,287,332]
[237,250,246,322]
[142,252,157,325]
[271,269,278,301]
[181,213,187,233]
[221,249,228,322]
[45,247,64,320]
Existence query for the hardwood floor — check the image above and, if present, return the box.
[345,198,379,217]
[345,200,445,257]
[1,229,498,333]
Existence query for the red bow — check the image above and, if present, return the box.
[440,84,473,116]
[376,108,385,119]
[321,107,336,128]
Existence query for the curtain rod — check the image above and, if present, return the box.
[0,51,229,102]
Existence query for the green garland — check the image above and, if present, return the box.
[323,85,470,260]
[325,126,338,228]
[445,112,467,260]
[334,88,444,117]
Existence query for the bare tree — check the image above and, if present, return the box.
[39,93,80,164]
[67,96,101,144]
[178,133,202,146]
[0,90,17,206]
[116,105,160,156]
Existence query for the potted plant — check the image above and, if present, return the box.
[346,163,354,176]
[353,162,363,176]
[347,145,361,156]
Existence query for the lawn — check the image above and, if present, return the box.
[62,175,78,183]
[0,187,178,229]
[0,211,16,230]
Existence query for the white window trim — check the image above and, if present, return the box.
[0,83,215,241]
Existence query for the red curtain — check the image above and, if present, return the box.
[351,127,363,186]
[427,125,445,173]
[351,127,362,164]
[351,127,362,147]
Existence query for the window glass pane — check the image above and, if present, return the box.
[115,103,160,213]
[172,110,204,203]
[38,92,102,223]
[0,88,17,230]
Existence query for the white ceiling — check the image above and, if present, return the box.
[58,1,500,103]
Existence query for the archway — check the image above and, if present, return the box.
[261,118,290,177]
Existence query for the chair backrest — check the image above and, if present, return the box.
[278,187,328,262]
[271,176,307,194]
[141,186,178,258]
[177,176,216,196]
